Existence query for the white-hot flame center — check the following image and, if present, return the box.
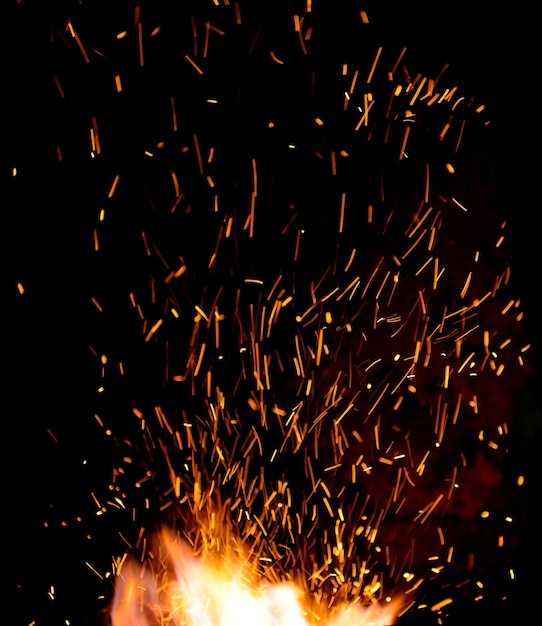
[111,530,401,626]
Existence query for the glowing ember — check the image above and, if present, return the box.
[112,528,403,626]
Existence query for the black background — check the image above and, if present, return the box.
[7,2,541,624]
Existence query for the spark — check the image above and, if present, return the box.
[29,2,534,625]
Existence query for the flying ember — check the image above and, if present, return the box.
[23,2,533,625]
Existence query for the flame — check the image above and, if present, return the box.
[111,528,402,626]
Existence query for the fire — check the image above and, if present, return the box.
[111,528,403,626]
[23,3,529,625]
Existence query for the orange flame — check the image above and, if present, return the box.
[111,529,402,626]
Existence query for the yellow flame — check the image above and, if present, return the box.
[111,529,401,626]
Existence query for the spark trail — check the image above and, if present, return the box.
[39,2,533,624]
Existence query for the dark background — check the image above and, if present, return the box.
[7,2,540,624]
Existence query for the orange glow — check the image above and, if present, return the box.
[111,528,403,626]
